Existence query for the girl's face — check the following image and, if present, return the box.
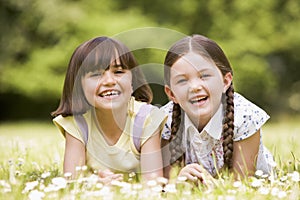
[81,58,133,111]
[165,52,232,129]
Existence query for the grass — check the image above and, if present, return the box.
[0,121,64,167]
[263,116,300,171]
[0,118,299,199]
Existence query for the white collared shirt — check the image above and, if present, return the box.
[160,92,276,176]
[183,104,224,175]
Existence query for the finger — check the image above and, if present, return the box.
[98,169,114,178]
[191,165,214,179]
[100,174,124,184]
[190,169,204,179]
[99,176,113,184]
[183,174,198,182]
[189,164,205,173]
[191,170,212,184]
[185,166,208,183]
[110,173,123,180]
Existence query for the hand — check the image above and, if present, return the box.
[178,163,215,186]
[98,169,123,184]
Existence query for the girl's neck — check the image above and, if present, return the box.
[94,106,128,145]
[190,115,210,133]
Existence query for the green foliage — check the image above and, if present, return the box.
[0,0,157,98]
[1,0,300,120]
[114,0,300,114]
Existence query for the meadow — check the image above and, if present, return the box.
[0,117,299,200]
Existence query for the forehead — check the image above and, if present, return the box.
[81,48,127,73]
[171,52,217,74]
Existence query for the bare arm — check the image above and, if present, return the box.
[64,132,123,182]
[64,132,86,177]
[232,129,260,178]
[140,128,163,180]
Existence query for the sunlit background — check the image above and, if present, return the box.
[1,0,300,122]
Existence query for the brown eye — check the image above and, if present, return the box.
[200,73,210,79]
[91,72,102,77]
[176,78,187,84]
[115,69,125,74]
[90,69,104,77]
[114,66,126,74]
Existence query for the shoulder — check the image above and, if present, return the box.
[234,92,269,120]
[130,99,167,134]
[131,100,167,147]
[159,101,173,123]
[53,113,89,144]
[233,93,270,141]
[234,93,263,110]
[131,98,166,118]
[53,114,75,130]
[159,101,174,140]
[160,101,174,115]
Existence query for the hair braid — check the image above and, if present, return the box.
[222,83,234,169]
[169,103,185,166]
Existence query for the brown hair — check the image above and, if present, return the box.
[52,36,152,117]
[164,34,234,169]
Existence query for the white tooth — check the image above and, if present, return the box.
[191,96,206,102]
[101,90,119,97]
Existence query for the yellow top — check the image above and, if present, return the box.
[53,97,167,173]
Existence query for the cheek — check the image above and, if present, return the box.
[207,81,224,104]
[171,85,188,103]
[81,80,97,100]
[207,78,224,92]
[120,74,133,91]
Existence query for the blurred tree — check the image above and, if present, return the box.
[115,0,300,115]
[0,0,158,98]
[0,0,299,121]
[0,0,163,120]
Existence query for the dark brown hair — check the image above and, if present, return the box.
[164,34,234,169]
[52,36,152,117]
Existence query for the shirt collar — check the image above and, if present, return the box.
[184,103,224,139]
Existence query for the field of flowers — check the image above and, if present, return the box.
[0,118,299,200]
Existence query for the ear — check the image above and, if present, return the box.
[223,72,233,93]
[164,85,178,104]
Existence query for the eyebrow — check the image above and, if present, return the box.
[114,64,123,67]
[173,67,212,76]
[104,64,125,72]
[109,59,123,67]
[196,67,212,73]
[110,64,123,69]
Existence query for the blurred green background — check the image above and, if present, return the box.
[1,0,300,122]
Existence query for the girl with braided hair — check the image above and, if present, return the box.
[161,34,275,182]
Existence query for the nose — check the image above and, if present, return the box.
[189,78,203,93]
[101,71,116,86]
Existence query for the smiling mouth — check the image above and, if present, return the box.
[99,90,121,97]
[190,96,208,104]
